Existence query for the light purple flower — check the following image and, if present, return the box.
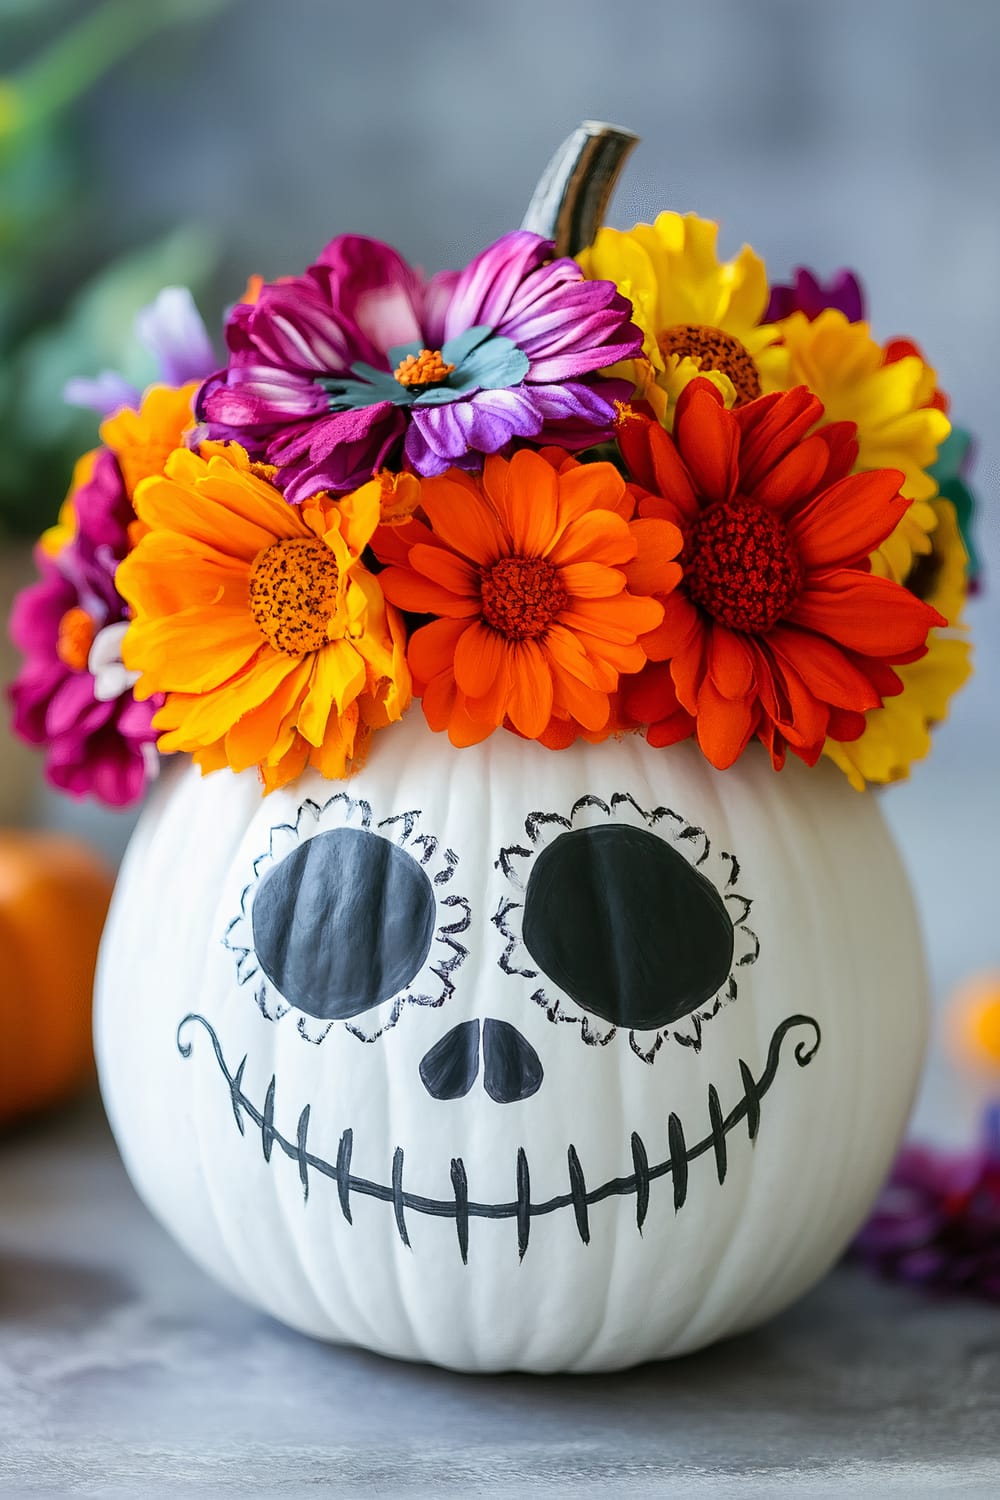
[7,450,160,808]
[197,231,642,501]
[63,286,217,418]
[765,267,867,324]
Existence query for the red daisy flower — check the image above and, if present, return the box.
[617,380,946,770]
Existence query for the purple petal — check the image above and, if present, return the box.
[314,235,426,359]
[245,283,358,374]
[135,286,217,386]
[200,365,328,430]
[63,371,141,418]
[441,231,552,342]
[270,405,406,501]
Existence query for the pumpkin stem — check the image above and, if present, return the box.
[520,120,639,258]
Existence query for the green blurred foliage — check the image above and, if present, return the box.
[0,0,230,539]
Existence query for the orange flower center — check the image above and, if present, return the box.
[657,324,762,406]
[394,349,456,388]
[480,557,567,640]
[56,606,96,671]
[686,498,801,634]
[248,536,341,655]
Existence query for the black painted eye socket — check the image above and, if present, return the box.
[522,824,734,1030]
[251,827,436,1021]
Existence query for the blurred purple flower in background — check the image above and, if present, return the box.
[198,231,641,501]
[765,266,867,323]
[64,287,216,417]
[853,1106,1000,1300]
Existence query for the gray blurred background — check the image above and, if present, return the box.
[6,0,999,1140]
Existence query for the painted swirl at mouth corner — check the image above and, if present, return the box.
[176,1012,821,1265]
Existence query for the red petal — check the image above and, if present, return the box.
[674,379,739,506]
[787,570,944,657]
[694,677,757,769]
[735,387,827,492]
[789,469,908,569]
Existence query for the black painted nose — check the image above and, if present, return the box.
[419,1019,543,1103]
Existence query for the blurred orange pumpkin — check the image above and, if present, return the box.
[0,831,114,1126]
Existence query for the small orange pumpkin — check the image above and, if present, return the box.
[0,831,114,1126]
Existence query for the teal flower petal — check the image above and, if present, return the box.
[456,334,530,391]
[440,325,494,366]
[386,341,424,368]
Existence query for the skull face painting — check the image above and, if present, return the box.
[96,712,927,1372]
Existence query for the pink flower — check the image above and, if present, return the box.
[8,450,160,807]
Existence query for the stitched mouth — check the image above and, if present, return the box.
[176,1013,821,1264]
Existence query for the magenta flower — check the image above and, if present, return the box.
[8,450,160,808]
[852,1107,1000,1301]
[197,231,642,501]
[765,266,867,324]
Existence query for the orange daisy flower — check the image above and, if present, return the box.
[117,443,410,791]
[375,449,678,746]
[617,380,946,771]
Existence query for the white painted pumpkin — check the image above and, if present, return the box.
[95,710,927,1373]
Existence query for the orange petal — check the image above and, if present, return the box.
[379,566,480,619]
[453,621,510,707]
[559,561,627,599]
[751,432,835,514]
[622,517,684,596]
[694,677,757,769]
[409,542,481,598]
[488,450,558,556]
[419,474,507,563]
[408,616,470,687]
[506,640,554,738]
[548,509,635,567]
[708,628,755,699]
[123,608,262,693]
[552,461,630,529]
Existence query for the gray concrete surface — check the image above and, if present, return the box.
[1,1094,998,1497]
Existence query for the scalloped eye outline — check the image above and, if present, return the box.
[224,792,471,1045]
[492,792,759,1062]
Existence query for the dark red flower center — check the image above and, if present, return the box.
[657,324,762,406]
[394,349,456,389]
[249,536,341,655]
[481,557,567,640]
[686,498,801,634]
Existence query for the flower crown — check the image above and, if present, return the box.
[8,123,976,807]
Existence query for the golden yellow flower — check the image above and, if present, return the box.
[100,383,199,502]
[824,498,971,788]
[117,443,411,792]
[578,212,788,424]
[775,311,951,581]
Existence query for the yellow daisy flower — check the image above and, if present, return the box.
[578,212,788,424]
[775,310,951,581]
[117,442,411,792]
[824,498,971,789]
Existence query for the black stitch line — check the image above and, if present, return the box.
[392,1148,410,1248]
[516,1148,531,1260]
[377,810,420,843]
[261,1076,277,1163]
[667,1113,688,1210]
[296,1105,311,1201]
[451,1159,470,1265]
[177,1014,821,1259]
[631,1132,650,1232]
[707,1084,727,1184]
[569,794,610,818]
[336,1130,353,1223]
[567,1146,590,1245]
